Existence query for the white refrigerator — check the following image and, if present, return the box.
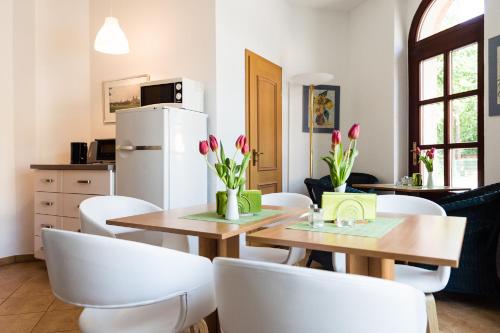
[116,105,208,210]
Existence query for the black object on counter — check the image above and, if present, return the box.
[71,142,87,164]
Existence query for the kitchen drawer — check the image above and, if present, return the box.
[34,170,62,192]
[62,217,82,233]
[63,194,95,218]
[34,192,62,216]
[63,170,112,195]
[34,214,62,236]
[34,236,44,260]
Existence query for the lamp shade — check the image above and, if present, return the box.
[290,72,334,86]
[94,17,129,55]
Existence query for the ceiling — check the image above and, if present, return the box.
[287,0,366,11]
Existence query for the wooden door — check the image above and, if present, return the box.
[245,50,282,194]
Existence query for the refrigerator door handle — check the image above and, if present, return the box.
[116,145,136,151]
[116,145,162,151]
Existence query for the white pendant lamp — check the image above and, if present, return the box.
[94,1,129,55]
[290,72,334,178]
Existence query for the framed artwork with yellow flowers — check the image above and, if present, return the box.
[302,85,340,133]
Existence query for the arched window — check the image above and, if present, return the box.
[409,0,484,188]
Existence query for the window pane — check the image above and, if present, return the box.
[451,148,478,188]
[418,0,484,41]
[421,102,444,144]
[420,55,444,100]
[421,149,445,186]
[451,43,478,94]
[450,96,478,143]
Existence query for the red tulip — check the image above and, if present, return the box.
[241,143,250,155]
[348,123,360,140]
[235,135,247,149]
[415,147,421,155]
[426,148,436,159]
[199,140,209,155]
[209,135,218,151]
[331,130,341,146]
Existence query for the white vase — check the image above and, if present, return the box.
[334,183,347,193]
[225,188,240,221]
[427,172,434,188]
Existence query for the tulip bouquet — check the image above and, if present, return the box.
[415,147,435,172]
[199,134,251,193]
[321,124,360,192]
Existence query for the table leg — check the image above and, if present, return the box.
[346,254,395,280]
[198,236,240,333]
[217,236,240,258]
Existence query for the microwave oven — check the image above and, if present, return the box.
[140,78,204,112]
[88,139,115,163]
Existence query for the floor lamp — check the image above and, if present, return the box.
[290,73,334,178]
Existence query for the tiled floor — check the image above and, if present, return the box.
[1,260,499,333]
[0,261,81,333]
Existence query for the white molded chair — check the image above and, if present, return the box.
[239,192,311,265]
[214,257,427,333]
[80,196,195,253]
[42,228,215,333]
[333,194,449,333]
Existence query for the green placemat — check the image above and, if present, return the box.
[287,217,404,238]
[182,209,284,225]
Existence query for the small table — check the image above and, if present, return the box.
[107,204,305,260]
[107,204,305,333]
[247,213,466,280]
[352,183,470,201]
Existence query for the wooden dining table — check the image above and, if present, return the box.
[106,203,305,260]
[352,183,470,201]
[107,203,305,333]
[247,213,467,280]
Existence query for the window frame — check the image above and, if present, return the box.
[408,0,484,187]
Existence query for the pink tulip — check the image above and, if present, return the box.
[209,135,218,151]
[199,140,209,155]
[331,130,341,146]
[348,124,360,140]
[415,147,421,155]
[426,148,436,159]
[241,143,250,155]
[235,135,247,149]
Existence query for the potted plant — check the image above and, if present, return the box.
[321,124,360,192]
[415,147,436,187]
[199,134,250,220]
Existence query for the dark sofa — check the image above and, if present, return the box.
[437,183,500,297]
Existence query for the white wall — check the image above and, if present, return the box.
[344,0,405,183]
[0,0,18,258]
[89,0,216,140]
[0,0,91,258]
[484,0,500,184]
[216,0,349,194]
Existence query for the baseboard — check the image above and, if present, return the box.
[0,254,36,267]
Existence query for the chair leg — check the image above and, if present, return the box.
[182,319,209,333]
[425,293,439,333]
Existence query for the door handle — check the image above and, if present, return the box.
[412,141,418,166]
[116,145,135,151]
[77,180,92,184]
[252,149,263,166]
[42,178,54,183]
[40,224,54,229]
[41,201,54,207]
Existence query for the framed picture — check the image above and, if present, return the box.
[302,85,340,133]
[489,35,500,116]
[103,74,150,123]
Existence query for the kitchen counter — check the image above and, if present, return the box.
[30,163,115,171]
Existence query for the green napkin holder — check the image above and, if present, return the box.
[216,190,262,216]
[321,192,377,221]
